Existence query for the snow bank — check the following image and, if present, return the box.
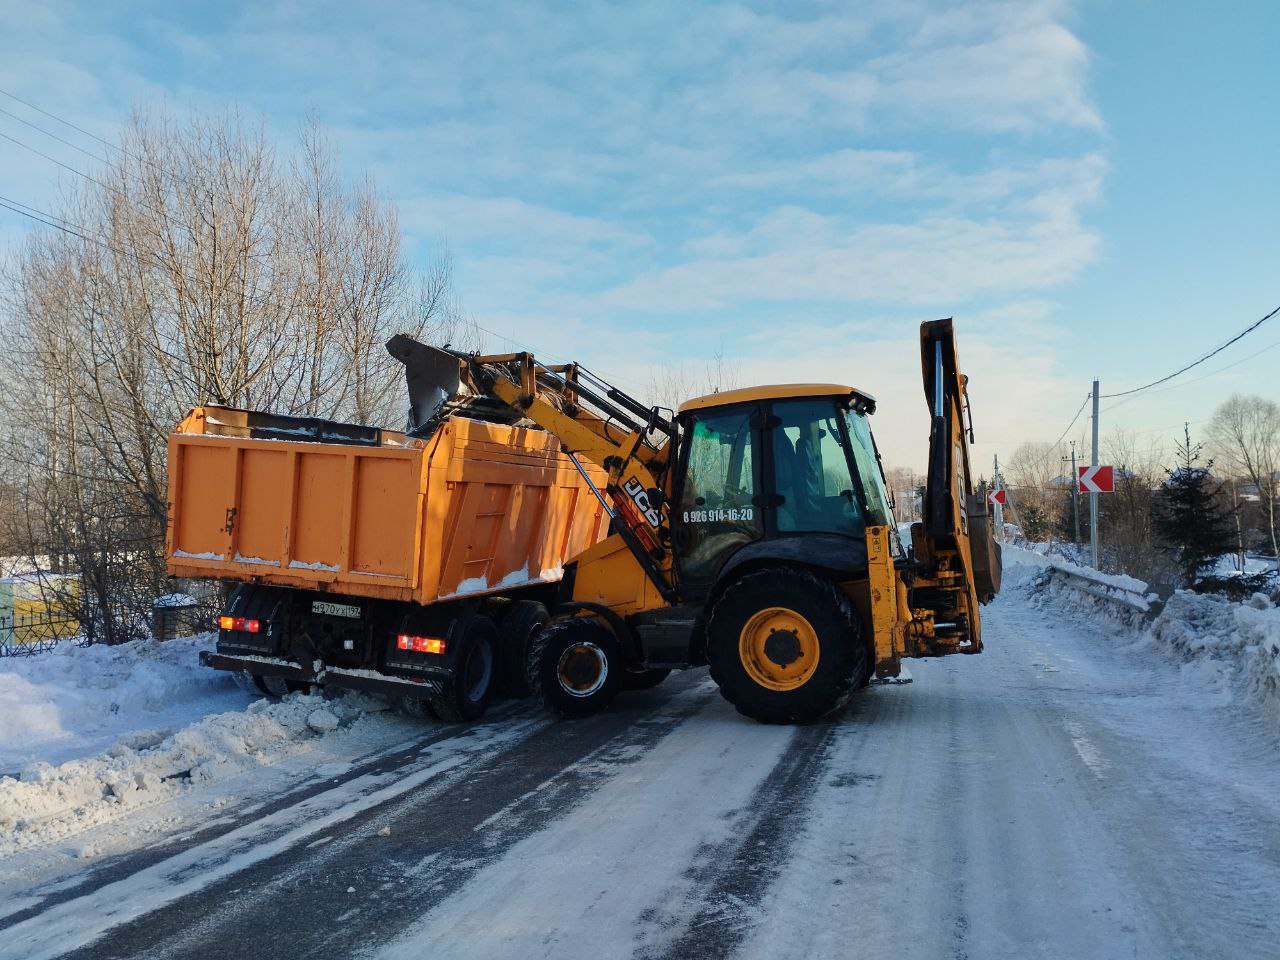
[1003,544,1155,634]
[1005,546,1280,724]
[0,634,248,773]
[0,690,390,855]
[1148,591,1280,722]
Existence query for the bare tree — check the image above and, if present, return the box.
[883,466,923,522]
[645,346,742,411]
[0,107,458,641]
[1005,441,1065,525]
[1208,394,1280,558]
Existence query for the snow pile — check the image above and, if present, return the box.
[0,634,243,772]
[1148,590,1280,722]
[0,690,389,855]
[1006,546,1280,723]
[1004,544,1154,630]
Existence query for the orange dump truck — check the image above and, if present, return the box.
[167,405,609,719]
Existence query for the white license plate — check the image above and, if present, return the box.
[312,600,361,619]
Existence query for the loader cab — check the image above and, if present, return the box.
[672,385,898,599]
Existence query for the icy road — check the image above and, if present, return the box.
[3,563,1280,960]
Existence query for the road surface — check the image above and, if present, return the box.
[3,572,1279,959]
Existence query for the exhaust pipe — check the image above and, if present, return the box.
[386,335,463,434]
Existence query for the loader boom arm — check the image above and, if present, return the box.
[387,337,678,601]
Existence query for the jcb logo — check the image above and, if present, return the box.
[623,477,661,527]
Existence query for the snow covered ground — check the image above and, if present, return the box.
[0,636,438,890]
[0,635,245,775]
[1,552,1278,959]
[1012,543,1280,722]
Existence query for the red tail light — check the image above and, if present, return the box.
[219,616,261,633]
[397,634,445,654]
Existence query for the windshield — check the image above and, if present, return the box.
[843,408,895,529]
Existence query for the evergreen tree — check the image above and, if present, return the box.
[1021,504,1050,541]
[1154,425,1237,586]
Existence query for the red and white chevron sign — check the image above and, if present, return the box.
[1078,465,1114,494]
[987,489,1006,506]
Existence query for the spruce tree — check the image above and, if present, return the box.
[1154,424,1237,586]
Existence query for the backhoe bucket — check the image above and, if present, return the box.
[386,335,462,434]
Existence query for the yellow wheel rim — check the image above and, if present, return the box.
[738,606,820,691]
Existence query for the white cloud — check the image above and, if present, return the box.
[0,0,1109,464]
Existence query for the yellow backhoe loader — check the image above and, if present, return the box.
[386,319,1001,723]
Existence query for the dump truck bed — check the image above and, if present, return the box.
[166,406,609,603]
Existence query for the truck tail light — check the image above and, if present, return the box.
[397,634,445,654]
[218,616,261,633]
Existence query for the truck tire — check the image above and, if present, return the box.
[706,567,868,724]
[528,617,623,718]
[622,666,671,691]
[398,696,438,720]
[252,675,312,698]
[429,614,497,722]
[495,600,549,699]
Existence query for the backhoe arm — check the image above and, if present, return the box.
[903,319,1001,657]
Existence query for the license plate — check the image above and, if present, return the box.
[312,600,361,619]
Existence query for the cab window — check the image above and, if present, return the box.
[771,399,862,536]
[678,409,761,585]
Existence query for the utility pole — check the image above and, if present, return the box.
[1090,379,1100,568]
[1062,442,1081,546]
[992,453,1004,531]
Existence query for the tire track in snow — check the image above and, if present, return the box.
[640,719,841,960]
[368,683,812,960]
[0,709,552,960]
[0,703,531,930]
[52,674,717,960]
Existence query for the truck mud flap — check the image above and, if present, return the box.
[200,651,312,681]
[322,668,444,699]
[202,651,447,700]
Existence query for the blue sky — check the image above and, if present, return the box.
[1,0,1277,471]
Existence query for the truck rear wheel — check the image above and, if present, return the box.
[528,618,622,718]
[706,567,867,724]
[495,600,549,699]
[429,614,497,722]
[252,675,311,698]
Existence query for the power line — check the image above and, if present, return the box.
[0,104,112,167]
[1051,393,1092,450]
[1100,335,1280,415]
[0,87,118,154]
[0,87,663,398]
[1100,303,1280,398]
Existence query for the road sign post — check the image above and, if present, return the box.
[1090,380,1099,568]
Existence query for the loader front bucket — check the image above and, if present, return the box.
[386,335,462,435]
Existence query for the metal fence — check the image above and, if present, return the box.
[0,610,85,657]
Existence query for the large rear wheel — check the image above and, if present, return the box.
[252,675,311,698]
[528,618,623,718]
[706,567,867,724]
[430,614,497,722]
[495,600,549,699]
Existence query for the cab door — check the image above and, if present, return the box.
[673,405,762,596]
